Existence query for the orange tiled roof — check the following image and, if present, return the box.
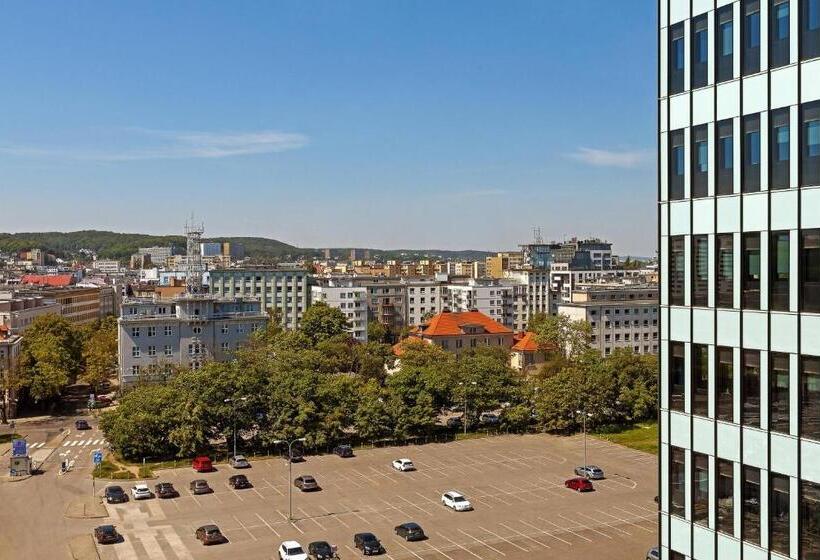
[21,274,75,287]
[418,311,513,337]
[512,331,557,352]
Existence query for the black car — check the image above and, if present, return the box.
[333,444,354,458]
[228,474,251,489]
[154,482,179,499]
[353,533,384,555]
[445,417,462,429]
[308,540,337,559]
[75,419,90,430]
[94,525,120,544]
[283,449,305,463]
[104,485,128,504]
[394,522,426,541]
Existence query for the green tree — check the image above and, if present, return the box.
[367,321,390,344]
[385,368,438,438]
[299,302,350,344]
[81,316,118,392]
[19,314,82,402]
[354,380,393,441]
[532,314,591,360]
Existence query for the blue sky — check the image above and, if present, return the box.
[0,1,657,255]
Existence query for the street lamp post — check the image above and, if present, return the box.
[459,381,477,435]
[575,409,593,475]
[274,437,306,521]
[224,397,248,460]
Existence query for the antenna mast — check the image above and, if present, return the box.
[184,215,205,294]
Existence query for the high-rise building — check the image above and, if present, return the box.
[659,1,820,558]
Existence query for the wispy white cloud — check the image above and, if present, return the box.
[566,147,650,169]
[0,128,309,161]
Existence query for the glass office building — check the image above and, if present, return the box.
[659,1,820,558]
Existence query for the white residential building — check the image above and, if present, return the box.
[310,283,368,342]
[445,280,515,329]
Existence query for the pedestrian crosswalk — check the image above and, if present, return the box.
[62,438,106,447]
[28,442,47,449]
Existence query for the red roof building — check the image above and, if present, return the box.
[394,310,515,356]
[510,331,555,373]
[20,274,75,288]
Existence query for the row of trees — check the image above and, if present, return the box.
[101,303,657,461]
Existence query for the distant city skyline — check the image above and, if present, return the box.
[0,1,656,255]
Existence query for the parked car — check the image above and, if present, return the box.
[104,485,128,504]
[191,456,213,472]
[95,394,113,405]
[228,474,251,489]
[154,482,178,499]
[392,458,415,472]
[74,419,90,430]
[574,465,605,479]
[94,525,120,544]
[131,483,152,500]
[195,525,226,545]
[284,448,304,462]
[294,475,319,491]
[445,416,462,429]
[565,477,595,492]
[479,412,500,425]
[353,533,384,555]
[307,541,337,559]
[394,522,426,541]
[646,547,660,560]
[333,444,354,458]
[229,455,250,469]
[189,479,212,495]
[279,540,309,560]
[441,491,472,511]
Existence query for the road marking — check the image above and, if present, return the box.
[146,500,166,520]
[457,528,506,556]
[263,478,285,496]
[251,487,266,501]
[390,538,426,560]
[320,505,350,528]
[578,511,630,536]
[600,507,655,532]
[229,488,245,502]
[435,532,482,560]
[161,526,194,560]
[255,512,281,537]
[113,534,140,560]
[557,513,612,540]
[396,494,433,517]
[518,519,572,546]
[477,526,528,552]
[498,521,551,549]
[298,507,326,530]
[136,531,164,559]
[413,491,441,508]
[276,510,304,534]
[233,514,257,541]
[538,516,591,543]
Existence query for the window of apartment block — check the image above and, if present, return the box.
[801,479,820,558]
[743,114,762,192]
[669,22,685,94]
[131,346,140,358]
[692,235,709,306]
[771,0,791,67]
[743,350,761,428]
[670,342,686,412]
[693,452,709,524]
[669,129,686,200]
[770,352,791,434]
[717,234,735,308]
[717,346,735,421]
[770,472,791,555]
[692,343,710,417]
[670,236,686,305]
[802,355,820,441]
[743,466,761,544]
[717,6,735,82]
[802,229,820,312]
[770,231,791,310]
[717,459,735,535]
[771,108,791,189]
[742,232,761,309]
[692,125,709,198]
[670,446,686,517]
[692,15,709,88]
[802,0,820,59]
[717,119,735,194]
[743,1,762,75]
[802,101,820,186]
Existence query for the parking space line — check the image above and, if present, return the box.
[518,519,572,546]
[255,513,281,537]
[498,521,552,549]
[276,509,305,534]
[320,505,351,529]
[251,487,266,501]
[161,526,194,560]
[396,494,433,517]
[413,491,441,508]
[457,528,506,556]
[298,507,327,530]
[229,488,245,502]
[478,526,528,552]
[606,507,656,532]
[262,478,285,496]
[339,501,371,525]
[390,538,427,560]
[557,513,611,540]
[368,465,398,483]
[435,532,482,560]
[487,483,528,503]
[538,516,592,543]
[578,511,630,536]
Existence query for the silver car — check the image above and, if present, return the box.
[229,455,250,469]
[574,465,605,479]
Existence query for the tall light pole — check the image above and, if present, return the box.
[274,437,306,521]
[575,409,593,475]
[224,396,248,460]
[459,381,477,435]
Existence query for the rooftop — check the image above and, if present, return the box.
[417,310,513,337]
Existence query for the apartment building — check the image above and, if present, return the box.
[310,283,368,342]
[485,252,525,278]
[92,259,121,274]
[405,279,448,326]
[549,264,650,312]
[659,1,820,558]
[445,280,515,329]
[0,327,22,421]
[504,270,551,331]
[0,295,62,333]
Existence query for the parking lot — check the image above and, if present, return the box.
[93,433,657,560]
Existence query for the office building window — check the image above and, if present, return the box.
[717,459,735,535]
[717,346,735,421]
[742,232,761,309]
[670,342,686,412]
[670,236,685,306]
[771,231,791,310]
[717,6,735,82]
[802,0,820,59]
[803,229,820,312]
[743,114,761,192]
[670,446,686,517]
[692,15,709,88]
[669,23,685,94]
[743,350,761,428]
[670,554,685,560]
[771,0,791,67]
[717,119,735,194]
[771,473,790,555]
[692,125,709,198]
[693,235,709,306]
[803,101,820,186]
[743,466,761,545]
[771,352,791,434]
[801,480,820,558]
[693,452,709,525]
[669,129,686,200]
[692,344,709,417]
[771,108,791,189]
[743,1,762,74]
[131,346,140,358]
[802,355,820,441]
[717,234,735,308]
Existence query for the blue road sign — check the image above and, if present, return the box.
[11,439,27,457]
[92,451,103,465]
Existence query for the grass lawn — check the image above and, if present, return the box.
[0,433,22,444]
[592,422,658,455]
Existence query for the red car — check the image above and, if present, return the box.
[565,477,594,492]
[192,456,213,472]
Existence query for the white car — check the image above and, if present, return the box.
[278,540,308,560]
[441,491,472,511]
[392,458,415,472]
[131,483,152,500]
